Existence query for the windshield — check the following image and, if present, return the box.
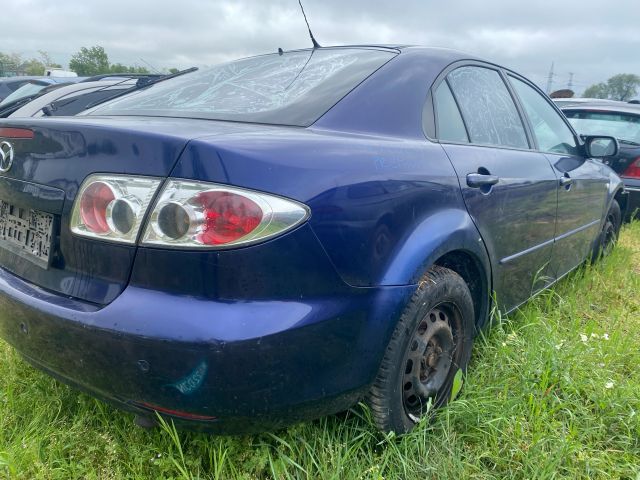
[89,48,396,126]
[565,110,640,143]
[0,82,49,106]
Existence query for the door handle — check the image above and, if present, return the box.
[466,173,500,188]
[559,175,573,187]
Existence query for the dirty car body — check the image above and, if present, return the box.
[0,46,625,432]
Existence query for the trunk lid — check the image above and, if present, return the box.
[0,116,259,304]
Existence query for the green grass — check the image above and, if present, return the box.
[1,223,639,479]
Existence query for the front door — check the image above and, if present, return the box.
[507,75,608,278]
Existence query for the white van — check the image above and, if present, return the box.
[44,68,78,78]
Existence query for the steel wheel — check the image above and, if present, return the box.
[402,304,461,419]
[368,266,474,434]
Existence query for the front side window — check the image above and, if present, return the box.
[433,81,469,143]
[509,76,578,155]
[89,48,396,127]
[447,66,529,149]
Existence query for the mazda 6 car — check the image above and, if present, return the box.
[0,46,626,434]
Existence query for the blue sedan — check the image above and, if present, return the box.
[0,46,625,434]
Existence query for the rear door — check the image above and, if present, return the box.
[507,75,608,278]
[432,64,559,312]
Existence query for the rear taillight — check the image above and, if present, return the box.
[141,180,309,249]
[622,157,640,178]
[71,175,162,243]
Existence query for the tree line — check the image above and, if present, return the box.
[583,74,639,101]
[0,46,176,77]
[3,46,638,100]
[0,50,62,76]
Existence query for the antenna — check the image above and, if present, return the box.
[298,0,321,49]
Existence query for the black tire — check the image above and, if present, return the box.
[592,199,621,262]
[368,266,475,434]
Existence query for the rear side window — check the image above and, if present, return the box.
[509,76,578,155]
[89,49,396,127]
[433,81,469,143]
[447,66,529,149]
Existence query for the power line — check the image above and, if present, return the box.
[546,61,555,93]
[139,58,160,73]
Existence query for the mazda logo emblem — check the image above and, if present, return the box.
[0,141,14,173]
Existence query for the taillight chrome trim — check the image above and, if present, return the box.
[140,179,310,249]
[70,174,162,244]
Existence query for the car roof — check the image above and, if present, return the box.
[0,76,85,85]
[554,98,630,107]
[266,44,479,59]
[560,103,640,115]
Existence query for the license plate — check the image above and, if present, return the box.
[0,201,53,268]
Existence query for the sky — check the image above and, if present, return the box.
[1,0,639,94]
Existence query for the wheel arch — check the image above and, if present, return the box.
[613,186,628,221]
[605,171,627,220]
[433,249,491,332]
[380,208,493,331]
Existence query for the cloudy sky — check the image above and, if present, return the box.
[1,0,638,93]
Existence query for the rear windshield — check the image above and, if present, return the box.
[564,110,640,144]
[0,82,48,106]
[88,48,396,126]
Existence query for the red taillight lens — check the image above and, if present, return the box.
[79,181,115,234]
[0,127,34,139]
[71,175,162,243]
[197,191,263,245]
[622,157,640,178]
[143,180,309,249]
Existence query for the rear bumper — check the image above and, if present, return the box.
[623,178,640,220]
[0,266,413,433]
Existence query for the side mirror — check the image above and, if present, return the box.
[583,135,618,158]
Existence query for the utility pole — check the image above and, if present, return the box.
[568,72,574,91]
[546,62,555,94]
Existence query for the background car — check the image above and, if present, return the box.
[0,46,625,435]
[0,77,54,102]
[0,76,82,104]
[8,75,162,118]
[560,102,640,219]
[552,97,629,108]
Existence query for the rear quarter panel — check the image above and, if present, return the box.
[171,129,490,290]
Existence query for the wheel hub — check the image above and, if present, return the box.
[403,306,456,416]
